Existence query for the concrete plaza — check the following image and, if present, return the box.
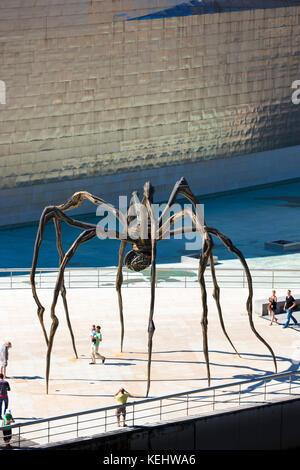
[1,284,300,427]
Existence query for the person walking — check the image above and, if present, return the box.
[0,342,12,378]
[2,409,15,449]
[267,290,278,325]
[283,289,298,328]
[114,387,133,427]
[0,374,10,420]
[89,325,105,364]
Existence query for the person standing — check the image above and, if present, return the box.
[283,289,297,328]
[267,290,278,325]
[0,374,10,420]
[0,342,12,378]
[89,326,105,364]
[114,387,133,427]
[2,409,15,449]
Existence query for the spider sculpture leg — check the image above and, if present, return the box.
[158,177,240,385]
[198,231,214,386]
[116,240,127,352]
[45,228,97,394]
[141,182,157,398]
[159,208,240,358]
[209,251,240,357]
[31,206,98,347]
[54,218,78,359]
[206,226,277,373]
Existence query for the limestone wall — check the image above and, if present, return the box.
[0,2,300,191]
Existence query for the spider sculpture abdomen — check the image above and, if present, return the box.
[124,249,152,272]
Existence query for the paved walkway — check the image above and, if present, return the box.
[1,285,300,429]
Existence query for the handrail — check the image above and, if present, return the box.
[1,266,300,290]
[1,370,300,448]
[1,370,298,430]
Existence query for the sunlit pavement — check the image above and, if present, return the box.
[1,284,300,427]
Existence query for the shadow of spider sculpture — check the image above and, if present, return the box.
[30,177,277,395]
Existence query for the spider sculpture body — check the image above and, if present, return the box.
[30,177,277,395]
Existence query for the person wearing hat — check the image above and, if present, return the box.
[2,409,14,449]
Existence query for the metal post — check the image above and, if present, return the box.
[272,270,274,288]
[238,384,241,406]
[160,400,162,420]
[213,389,216,410]
[105,410,107,432]
[10,271,12,288]
[186,394,189,416]
[48,421,50,443]
[289,375,292,395]
[264,380,267,401]
[76,415,79,438]
[132,404,135,427]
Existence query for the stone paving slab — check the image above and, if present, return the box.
[0,285,299,442]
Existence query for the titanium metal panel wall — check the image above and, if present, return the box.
[0,2,300,191]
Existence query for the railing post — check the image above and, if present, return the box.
[160,399,162,420]
[18,426,21,448]
[48,421,50,443]
[289,374,292,395]
[186,394,189,416]
[264,379,267,401]
[105,410,107,432]
[238,384,241,406]
[76,415,79,438]
[272,270,274,289]
[132,404,135,427]
[212,389,216,410]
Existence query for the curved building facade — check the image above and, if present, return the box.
[0,1,300,224]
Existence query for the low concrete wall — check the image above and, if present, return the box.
[1,144,300,227]
[41,396,300,451]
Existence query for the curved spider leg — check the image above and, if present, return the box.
[53,218,78,359]
[30,207,98,346]
[207,226,277,373]
[146,237,156,397]
[45,228,97,394]
[209,250,241,357]
[143,182,157,397]
[198,231,214,387]
[116,240,127,352]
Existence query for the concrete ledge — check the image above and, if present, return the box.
[254,295,300,316]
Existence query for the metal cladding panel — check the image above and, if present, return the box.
[118,0,300,20]
[0,3,300,190]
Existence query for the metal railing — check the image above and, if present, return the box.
[1,371,300,449]
[1,266,300,289]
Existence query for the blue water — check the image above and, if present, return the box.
[1,179,300,269]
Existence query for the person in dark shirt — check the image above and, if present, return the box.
[0,373,10,419]
[283,289,297,328]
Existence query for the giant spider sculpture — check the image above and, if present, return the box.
[30,177,277,395]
